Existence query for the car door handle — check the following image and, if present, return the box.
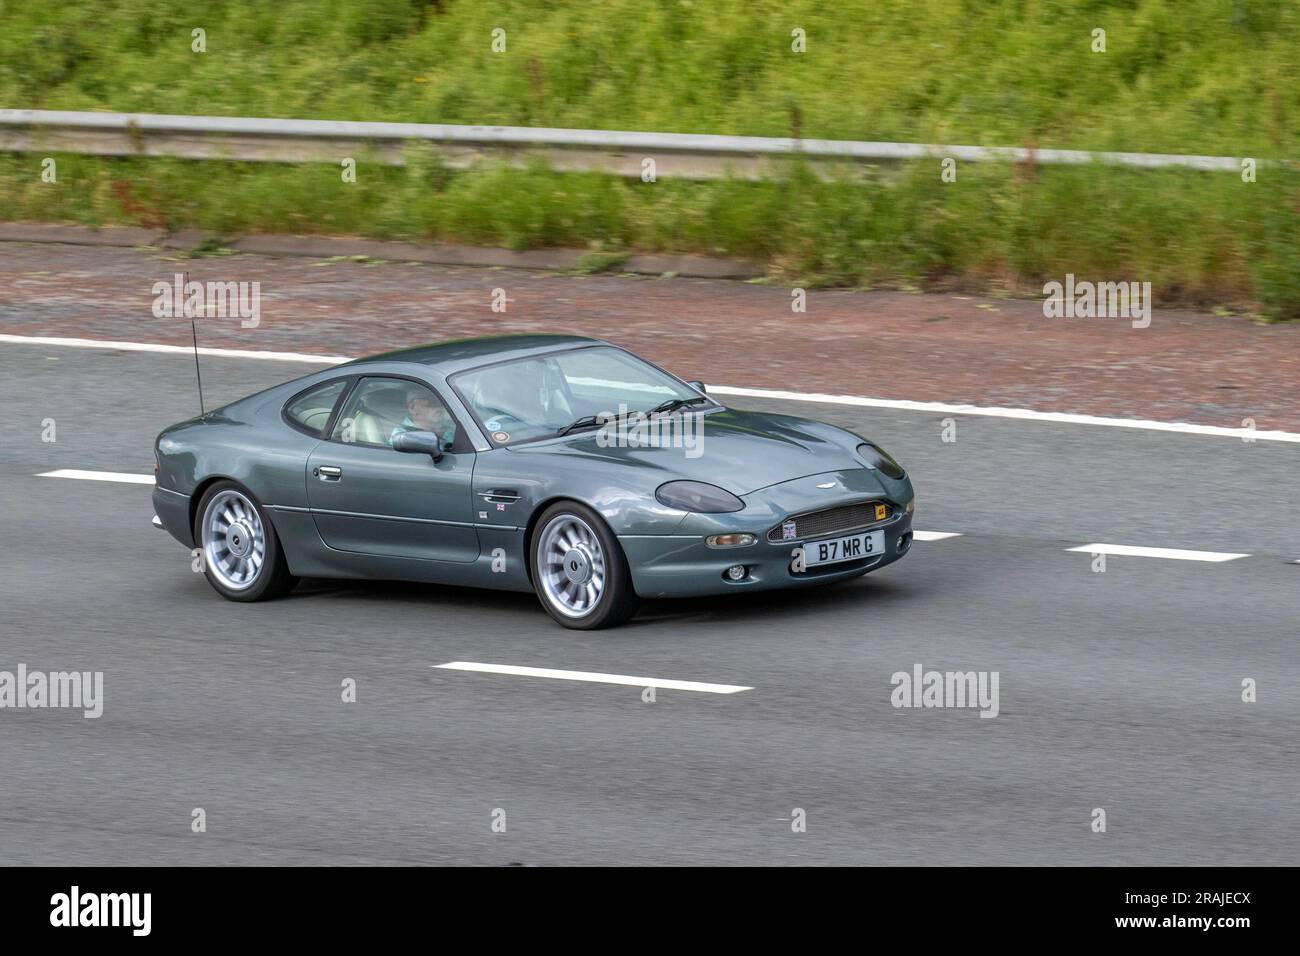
[315,465,343,481]
[479,489,520,503]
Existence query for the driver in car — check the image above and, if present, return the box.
[391,391,457,449]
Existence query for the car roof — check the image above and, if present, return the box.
[340,334,607,376]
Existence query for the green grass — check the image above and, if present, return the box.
[1,1,1297,316]
[4,152,1294,316]
[3,1,1296,154]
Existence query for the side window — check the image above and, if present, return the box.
[330,377,457,449]
[284,379,348,435]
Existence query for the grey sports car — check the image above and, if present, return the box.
[153,335,914,628]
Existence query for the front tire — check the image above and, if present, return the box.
[531,502,638,629]
[193,481,297,602]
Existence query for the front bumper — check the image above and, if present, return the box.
[622,468,914,599]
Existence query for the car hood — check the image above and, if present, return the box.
[509,408,871,495]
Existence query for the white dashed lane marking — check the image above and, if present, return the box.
[28,472,1262,563]
[1065,543,1249,563]
[32,472,964,539]
[38,469,155,485]
[30,470,967,538]
[434,661,753,694]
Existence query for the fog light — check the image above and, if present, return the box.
[725,564,747,581]
[706,533,757,549]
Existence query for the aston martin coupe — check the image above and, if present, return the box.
[152,335,914,628]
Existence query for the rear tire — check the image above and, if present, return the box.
[193,480,297,602]
[531,502,639,629]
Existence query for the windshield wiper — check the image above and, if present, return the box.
[557,398,706,437]
[556,415,602,436]
[647,396,709,417]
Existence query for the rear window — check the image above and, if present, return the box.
[284,379,348,435]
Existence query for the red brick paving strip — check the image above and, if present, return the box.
[1,241,1297,431]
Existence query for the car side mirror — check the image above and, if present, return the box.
[392,430,444,461]
[688,380,707,394]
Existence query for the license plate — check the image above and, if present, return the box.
[803,530,884,568]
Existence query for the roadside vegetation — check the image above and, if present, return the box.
[1,1,1296,317]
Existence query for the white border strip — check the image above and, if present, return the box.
[0,334,347,365]
[434,661,752,694]
[4,333,1298,443]
[38,469,154,485]
[706,385,1300,444]
[913,531,963,541]
[1065,543,1248,562]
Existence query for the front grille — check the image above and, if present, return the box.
[767,501,889,542]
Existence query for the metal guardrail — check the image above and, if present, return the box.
[0,108,1254,180]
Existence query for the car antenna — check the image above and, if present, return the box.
[187,270,205,415]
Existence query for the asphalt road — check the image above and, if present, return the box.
[1,341,1297,865]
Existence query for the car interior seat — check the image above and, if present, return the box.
[352,386,411,445]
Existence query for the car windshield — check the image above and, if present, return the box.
[452,346,704,445]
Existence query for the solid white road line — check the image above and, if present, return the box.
[707,385,1300,444]
[0,333,348,365]
[1065,543,1249,562]
[434,661,752,694]
[3,332,1298,444]
[37,469,155,485]
[913,530,963,541]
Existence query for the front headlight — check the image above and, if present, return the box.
[856,442,906,480]
[655,480,745,513]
